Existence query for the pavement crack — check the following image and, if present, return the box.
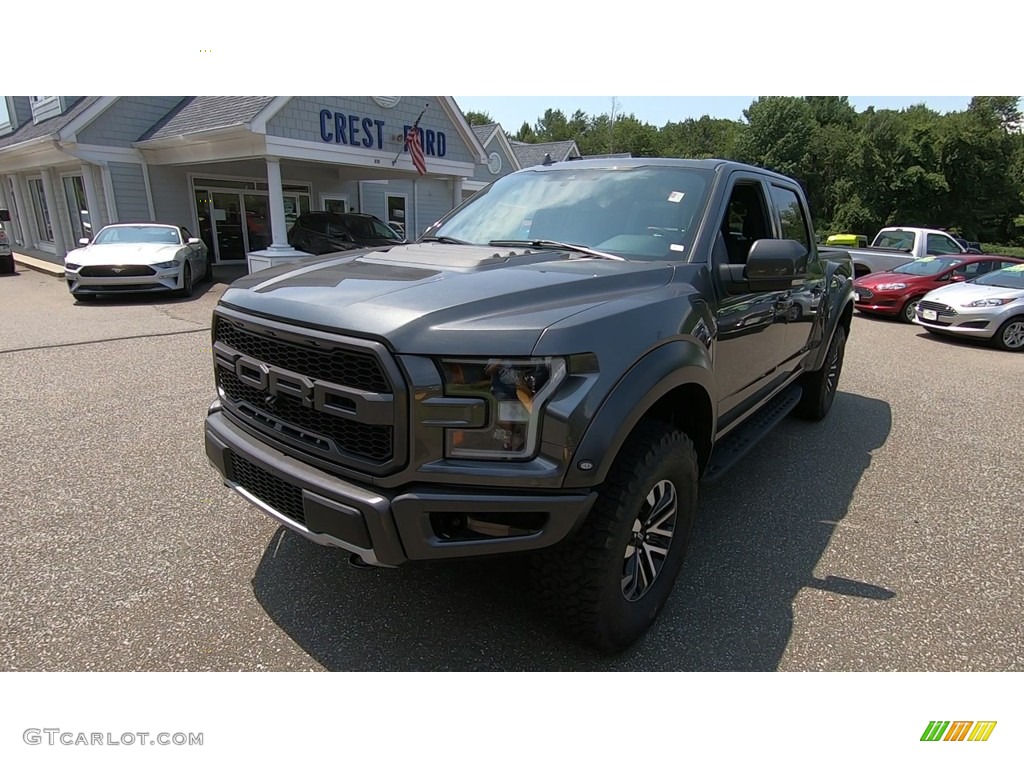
[0,328,210,355]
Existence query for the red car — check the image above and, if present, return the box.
[853,254,1024,323]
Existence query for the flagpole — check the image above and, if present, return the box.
[392,103,429,166]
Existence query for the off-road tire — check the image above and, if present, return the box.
[531,421,699,654]
[795,324,847,421]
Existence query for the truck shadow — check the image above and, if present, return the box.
[251,391,892,671]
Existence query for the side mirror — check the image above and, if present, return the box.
[745,239,808,289]
[187,237,201,245]
[949,274,966,282]
[79,237,90,246]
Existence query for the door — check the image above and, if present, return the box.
[712,177,790,424]
[211,192,246,260]
[770,184,823,375]
[194,190,215,257]
[243,193,270,252]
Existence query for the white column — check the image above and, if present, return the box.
[266,157,290,250]
[245,157,307,273]
[81,163,104,233]
[452,177,463,209]
[39,169,68,260]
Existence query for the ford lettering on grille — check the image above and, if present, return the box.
[211,314,404,474]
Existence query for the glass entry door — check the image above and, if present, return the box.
[243,193,271,252]
[211,192,246,260]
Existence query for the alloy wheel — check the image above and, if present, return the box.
[1003,321,1024,349]
[621,479,677,602]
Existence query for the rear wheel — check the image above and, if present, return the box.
[993,316,1024,351]
[531,421,699,654]
[795,325,847,421]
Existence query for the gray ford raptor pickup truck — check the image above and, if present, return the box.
[204,158,854,653]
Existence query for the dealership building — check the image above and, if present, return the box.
[0,96,521,271]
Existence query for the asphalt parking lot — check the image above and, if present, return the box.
[1,266,1021,671]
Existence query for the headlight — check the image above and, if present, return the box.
[65,263,81,271]
[438,357,567,459]
[963,298,1013,307]
[875,282,907,291]
[152,260,179,269]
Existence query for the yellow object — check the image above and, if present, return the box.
[826,234,868,248]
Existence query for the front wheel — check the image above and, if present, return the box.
[795,324,847,421]
[531,421,699,654]
[178,262,193,298]
[901,296,923,324]
[993,316,1024,351]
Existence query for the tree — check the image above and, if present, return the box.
[464,110,494,126]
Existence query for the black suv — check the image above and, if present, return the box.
[287,211,404,255]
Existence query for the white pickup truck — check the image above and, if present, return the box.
[844,227,971,277]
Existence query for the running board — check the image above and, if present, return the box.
[702,385,803,484]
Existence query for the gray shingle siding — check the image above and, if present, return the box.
[108,162,150,222]
[148,165,192,228]
[78,98,184,147]
[268,97,474,165]
[471,137,515,184]
[11,97,32,129]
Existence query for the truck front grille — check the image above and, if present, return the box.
[215,318,390,392]
[219,369,392,461]
[212,312,405,475]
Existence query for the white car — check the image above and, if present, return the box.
[913,263,1024,351]
[64,223,211,301]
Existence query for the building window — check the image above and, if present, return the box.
[28,178,53,242]
[63,175,91,242]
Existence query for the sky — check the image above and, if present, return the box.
[451,97,976,132]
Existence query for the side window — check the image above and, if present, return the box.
[717,182,772,265]
[181,227,193,241]
[951,261,982,279]
[769,186,811,252]
[926,234,961,255]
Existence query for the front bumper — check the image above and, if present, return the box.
[66,266,182,294]
[204,407,596,567]
[912,303,1007,338]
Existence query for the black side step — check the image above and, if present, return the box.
[702,385,803,484]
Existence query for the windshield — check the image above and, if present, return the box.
[872,229,915,250]
[429,166,712,260]
[337,215,399,240]
[891,256,962,276]
[93,225,181,245]
[973,264,1024,290]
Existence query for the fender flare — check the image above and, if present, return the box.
[562,340,715,488]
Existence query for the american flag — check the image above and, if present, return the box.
[406,124,427,175]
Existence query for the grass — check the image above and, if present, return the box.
[983,243,1024,257]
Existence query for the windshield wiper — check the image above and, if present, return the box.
[488,239,626,261]
[420,235,472,245]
